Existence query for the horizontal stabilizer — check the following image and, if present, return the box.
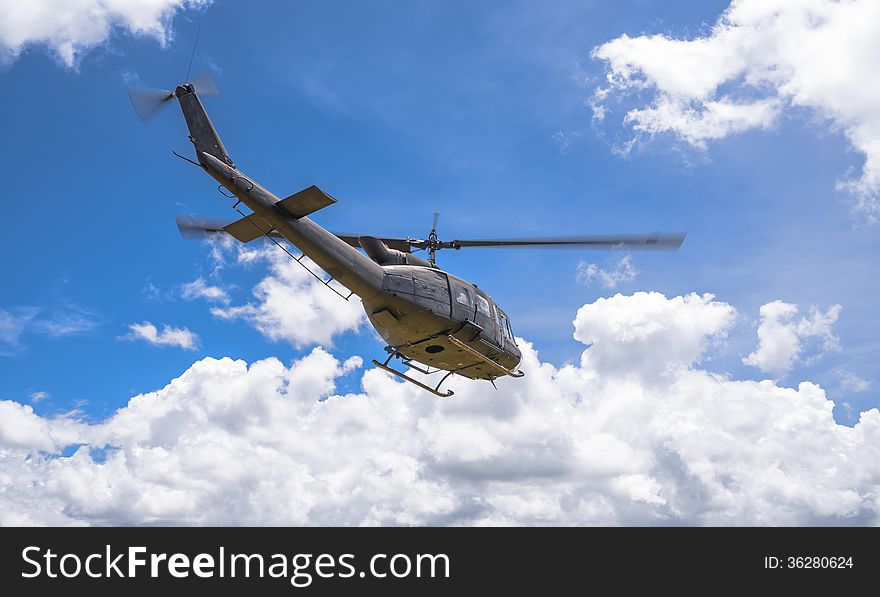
[223,212,274,243]
[276,185,336,218]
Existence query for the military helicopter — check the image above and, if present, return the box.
[130,77,684,397]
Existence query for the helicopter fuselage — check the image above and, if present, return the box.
[141,79,679,393]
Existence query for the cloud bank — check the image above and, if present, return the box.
[2,292,878,526]
[0,0,210,67]
[591,0,880,220]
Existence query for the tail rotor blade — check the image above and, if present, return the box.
[128,87,174,122]
[190,71,220,97]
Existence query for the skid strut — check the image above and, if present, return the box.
[372,351,454,397]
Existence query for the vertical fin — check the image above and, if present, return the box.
[175,84,234,168]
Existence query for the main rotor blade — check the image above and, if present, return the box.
[178,216,679,254]
[128,87,174,122]
[432,212,440,231]
[176,215,285,240]
[446,233,686,250]
[176,215,231,238]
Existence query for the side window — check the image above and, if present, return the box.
[476,295,491,317]
[454,286,473,307]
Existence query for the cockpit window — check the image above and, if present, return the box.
[454,286,473,307]
[476,294,491,317]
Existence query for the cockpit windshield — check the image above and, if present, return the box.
[494,305,515,344]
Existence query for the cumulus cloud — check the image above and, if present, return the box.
[591,0,880,220]
[743,301,841,376]
[126,321,198,350]
[0,0,210,67]
[574,292,735,380]
[3,291,878,526]
[0,401,86,453]
[209,243,365,349]
[576,255,637,289]
[180,277,229,304]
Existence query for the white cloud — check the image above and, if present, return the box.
[29,391,49,403]
[209,244,365,349]
[591,0,880,220]
[3,291,878,526]
[837,371,872,394]
[31,306,99,337]
[0,308,37,355]
[1,305,98,356]
[126,321,199,350]
[552,131,581,154]
[576,255,637,289]
[574,292,735,380]
[0,0,209,67]
[743,300,841,376]
[0,401,86,453]
[181,277,229,304]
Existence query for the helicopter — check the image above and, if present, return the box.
[130,77,684,397]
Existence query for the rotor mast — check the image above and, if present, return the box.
[427,212,440,266]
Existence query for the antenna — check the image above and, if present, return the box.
[184,22,202,83]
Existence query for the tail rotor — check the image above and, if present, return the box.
[128,87,175,122]
[127,71,220,123]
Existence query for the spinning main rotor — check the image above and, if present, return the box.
[178,210,684,267]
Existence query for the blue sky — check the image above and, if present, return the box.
[2,0,878,421]
[3,0,880,526]
[3,0,876,421]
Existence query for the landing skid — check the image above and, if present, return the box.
[372,352,455,397]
